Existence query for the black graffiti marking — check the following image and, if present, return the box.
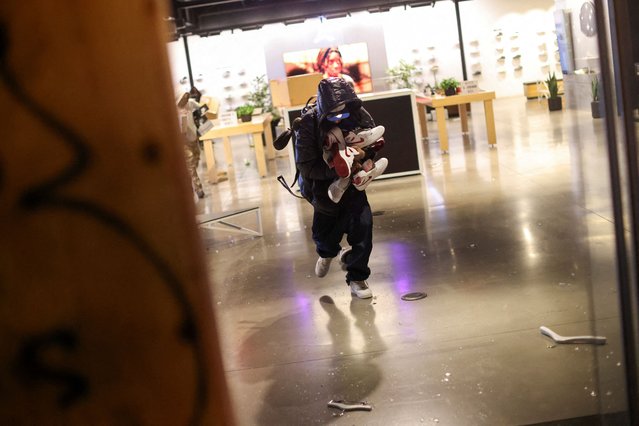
[141,140,162,164]
[17,329,89,408]
[0,22,206,424]
[0,153,4,194]
[0,20,7,60]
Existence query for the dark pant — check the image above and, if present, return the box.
[312,204,372,283]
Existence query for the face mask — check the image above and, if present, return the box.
[327,111,350,122]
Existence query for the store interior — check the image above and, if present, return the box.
[168,0,633,424]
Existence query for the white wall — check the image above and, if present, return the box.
[167,0,562,104]
[458,0,560,97]
[555,0,600,71]
[167,30,269,112]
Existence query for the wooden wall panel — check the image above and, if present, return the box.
[0,1,234,424]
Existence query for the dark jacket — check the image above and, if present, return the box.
[295,78,375,216]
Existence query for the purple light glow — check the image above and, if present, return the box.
[387,242,414,294]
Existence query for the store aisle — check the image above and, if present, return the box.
[195,97,625,425]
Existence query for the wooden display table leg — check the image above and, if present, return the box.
[435,106,449,153]
[252,132,268,177]
[417,103,428,140]
[484,99,497,146]
[460,103,469,134]
[263,117,275,160]
[223,136,233,166]
[202,139,219,184]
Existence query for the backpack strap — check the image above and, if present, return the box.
[301,96,317,115]
[276,121,304,199]
[277,172,305,199]
[276,105,315,201]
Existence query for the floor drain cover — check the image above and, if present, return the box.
[401,292,427,301]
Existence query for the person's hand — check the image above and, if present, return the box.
[353,146,366,161]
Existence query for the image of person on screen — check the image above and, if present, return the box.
[316,47,355,87]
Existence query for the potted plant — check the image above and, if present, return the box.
[248,75,270,115]
[387,60,418,89]
[440,77,460,96]
[236,104,254,122]
[591,75,603,119]
[545,72,562,111]
[248,74,281,136]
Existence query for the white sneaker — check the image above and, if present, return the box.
[331,145,358,178]
[315,256,334,277]
[345,126,385,148]
[328,177,351,203]
[349,280,373,298]
[338,247,352,271]
[352,157,388,191]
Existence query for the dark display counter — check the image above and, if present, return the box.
[283,89,424,179]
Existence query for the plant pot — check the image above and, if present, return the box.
[240,114,252,123]
[444,87,457,96]
[548,97,562,111]
[591,101,603,119]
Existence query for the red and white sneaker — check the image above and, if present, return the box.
[324,127,355,177]
[352,158,388,191]
[345,125,385,149]
[367,136,385,152]
[324,126,346,150]
[331,145,357,178]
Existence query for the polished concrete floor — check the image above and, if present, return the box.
[194,97,629,425]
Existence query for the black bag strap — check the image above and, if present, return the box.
[273,128,293,151]
[301,96,317,114]
[277,173,305,199]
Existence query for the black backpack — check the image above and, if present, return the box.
[275,97,317,203]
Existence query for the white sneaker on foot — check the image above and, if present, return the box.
[352,157,388,191]
[328,177,351,203]
[349,280,373,298]
[338,247,352,271]
[315,256,334,277]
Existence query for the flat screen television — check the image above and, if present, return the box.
[283,42,373,93]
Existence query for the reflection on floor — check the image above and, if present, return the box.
[194,97,629,425]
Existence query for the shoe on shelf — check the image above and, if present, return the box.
[345,125,385,149]
[315,256,334,277]
[328,177,351,203]
[338,247,352,271]
[352,157,388,191]
[349,280,373,299]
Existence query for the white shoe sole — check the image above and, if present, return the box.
[350,284,373,299]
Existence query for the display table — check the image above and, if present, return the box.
[416,91,497,153]
[199,114,273,182]
[283,89,424,179]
